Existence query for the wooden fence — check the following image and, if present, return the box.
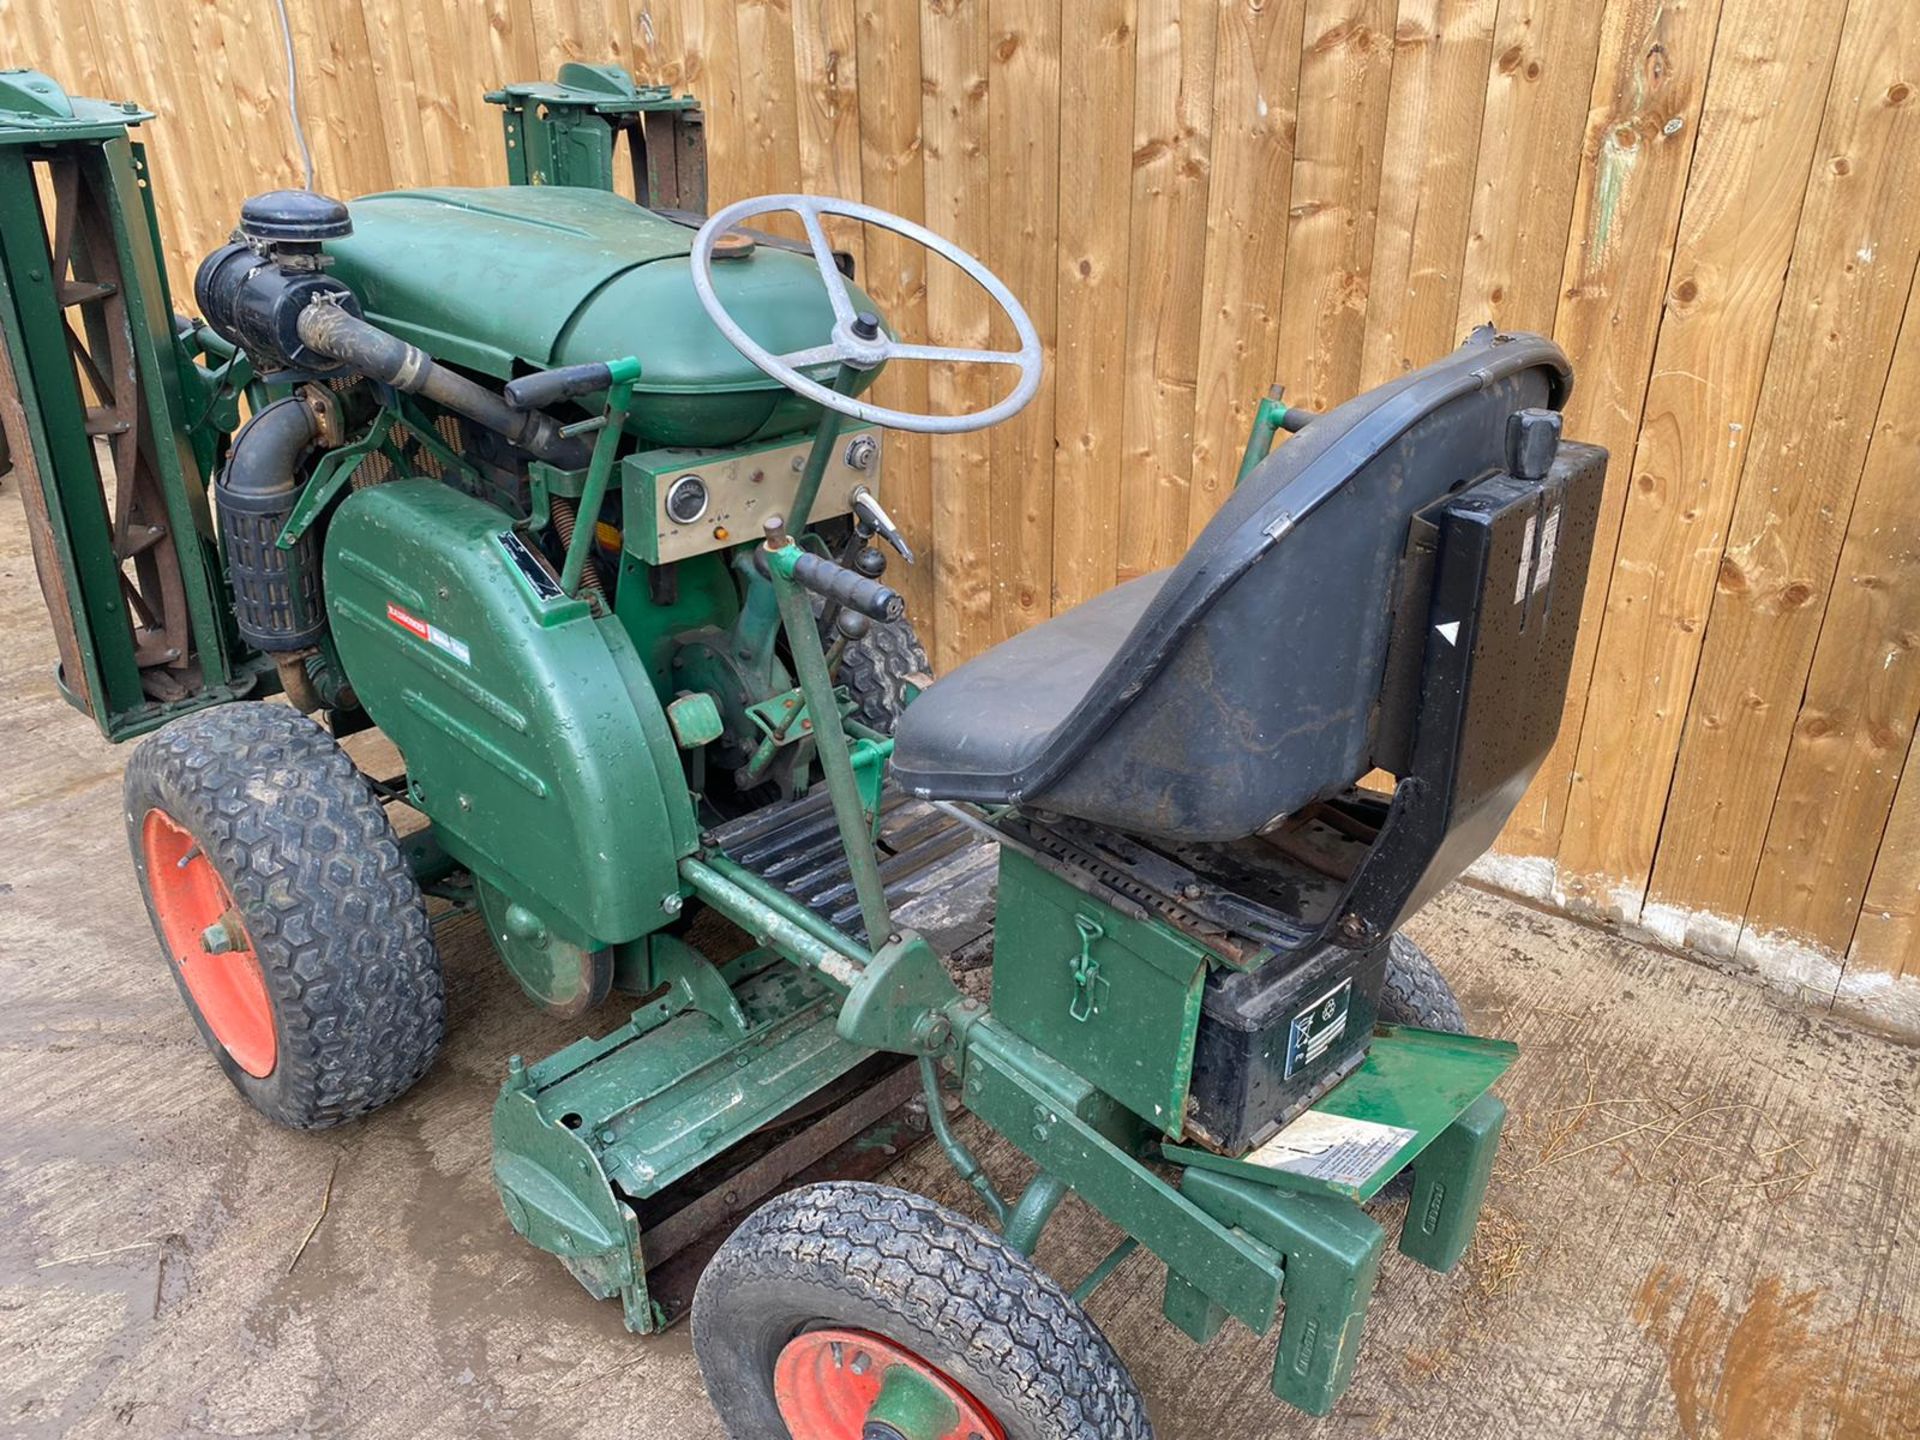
[9,0,1920,1016]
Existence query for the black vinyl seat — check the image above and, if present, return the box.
[891,327,1575,842]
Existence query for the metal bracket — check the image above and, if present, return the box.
[836,931,959,1054]
[278,409,397,546]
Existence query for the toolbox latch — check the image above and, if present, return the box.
[1068,914,1108,1022]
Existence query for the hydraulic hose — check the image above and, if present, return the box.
[295,302,591,468]
[216,395,327,703]
[224,392,321,504]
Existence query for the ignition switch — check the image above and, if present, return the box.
[843,434,878,471]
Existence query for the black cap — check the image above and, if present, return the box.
[851,310,882,341]
[239,189,352,245]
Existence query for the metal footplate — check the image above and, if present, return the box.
[1160,1026,1515,1413]
[492,944,933,1332]
[491,786,999,1333]
[709,783,998,955]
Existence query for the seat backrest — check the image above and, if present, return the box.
[1025,327,1575,841]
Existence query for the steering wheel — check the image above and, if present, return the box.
[689,194,1043,436]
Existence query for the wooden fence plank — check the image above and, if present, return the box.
[686,0,748,205]
[854,0,935,639]
[53,0,200,296]
[1555,0,1849,921]
[1850,728,1920,981]
[1645,0,1920,952]
[1453,0,1607,336]
[630,1,689,87]
[1358,0,1496,388]
[791,0,866,268]
[1744,274,1920,957]
[1271,0,1396,412]
[1495,0,1724,862]
[920,0,996,671]
[984,0,1061,642]
[285,0,399,201]
[1185,0,1307,539]
[531,0,633,67]
[374,0,540,191]
[138,0,255,298]
[1051,0,1138,613]
[1114,0,1217,581]
[734,0,806,233]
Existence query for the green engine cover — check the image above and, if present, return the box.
[323,186,882,447]
[324,479,697,948]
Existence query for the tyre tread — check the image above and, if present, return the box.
[695,1179,1151,1439]
[124,702,444,1128]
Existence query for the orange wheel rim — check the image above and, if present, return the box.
[772,1329,1006,1440]
[141,810,276,1077]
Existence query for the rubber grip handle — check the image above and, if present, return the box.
[788,551,905,622]
[504,361,614,411]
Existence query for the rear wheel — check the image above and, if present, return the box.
[124,702,445,1128]
[1377,932,1466,1032]
[840,615,930,733]
[693,1181,1152,1440]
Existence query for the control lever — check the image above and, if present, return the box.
[787,550,905,623]
[850,485,915,564]
[504,361,615,411]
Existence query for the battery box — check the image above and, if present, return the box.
[1184,935,1390,1153]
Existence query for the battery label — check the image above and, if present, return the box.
[1244,1110,1420,1189]
[387,602,471,665]
[1284,975,1352,1079]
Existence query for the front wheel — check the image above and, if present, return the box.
[124,702,446,1129]
[693,1181,1152,1440]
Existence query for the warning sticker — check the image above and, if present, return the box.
[1283,976,1352,1079]
[1242,1110,1419,1190]
[1533,504,1562,594]
[1514,512,1537,602]
[387,602,471,665]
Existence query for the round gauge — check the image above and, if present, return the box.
[665,474,710,525]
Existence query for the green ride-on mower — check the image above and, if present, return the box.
[1,62,1607,1438]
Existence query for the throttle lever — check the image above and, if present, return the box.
[850,486,915,564]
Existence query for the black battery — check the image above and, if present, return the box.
[1183,935,1391,1154]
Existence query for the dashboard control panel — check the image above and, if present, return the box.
[622,422,883,564]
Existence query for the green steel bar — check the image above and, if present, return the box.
[559,357,641,596]
[1001,1172,1071,1257]
[917,1056,1010,1227]
[787,363,862,532]
[766,545,894,948]
[1071,1237,1140,1305]
[1234,386,1316,487]
[678,853,866,992]
[96,136,233,679]
[702,851,875,965]
[0,145,143,715]
[963,1019,1286,1333]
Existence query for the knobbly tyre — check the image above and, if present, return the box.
[0,61,1606,1439]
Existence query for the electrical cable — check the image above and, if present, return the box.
[269,0,316,190]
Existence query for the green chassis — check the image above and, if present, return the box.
[0,65,1516,1424]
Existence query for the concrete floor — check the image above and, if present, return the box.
[2,490,1918,1440]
